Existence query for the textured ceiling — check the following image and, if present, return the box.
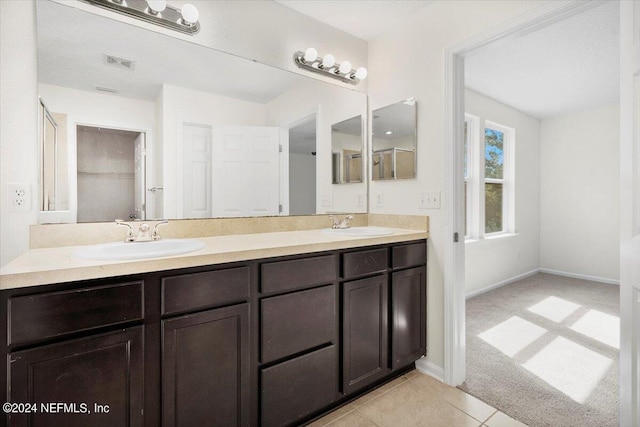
[274,0,433,41]
[465,1,619,119]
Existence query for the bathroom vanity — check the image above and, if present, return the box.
[0,227,427,427]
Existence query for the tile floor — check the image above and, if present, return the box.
[309,370,528,427]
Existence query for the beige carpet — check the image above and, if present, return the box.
[459,273,619,427]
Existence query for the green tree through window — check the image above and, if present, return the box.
[485,128,504,233]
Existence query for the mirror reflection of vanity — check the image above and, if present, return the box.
[36,0,367,223]
[372,98,417,180]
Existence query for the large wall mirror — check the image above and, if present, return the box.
[372,98,416,180]
[36,0,367,223]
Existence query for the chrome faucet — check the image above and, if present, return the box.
[329,214,354,229]
[152,220,169,240]
[115,220,169,242]
[115,220,135,242]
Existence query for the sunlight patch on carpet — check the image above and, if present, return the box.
[522,336,612,403]
[528,296,581,323]
[570,309,620,349]
[478,316,547,357]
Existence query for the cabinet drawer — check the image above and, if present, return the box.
[8,282,143,346]
[261,254,336,294]
[392,241,426,269]
[161,266,249,315]
[261,285,335,364]
[342,248,388,279]
[261,345,336,427]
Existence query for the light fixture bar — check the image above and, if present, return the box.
[293,49,367,85]
[81,0,200,35]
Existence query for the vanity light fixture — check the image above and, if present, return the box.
[81,0,201,35]
[293,47,367,85]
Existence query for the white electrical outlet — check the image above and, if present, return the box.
[375,193,384,208]
[356,194,364,207]
[8,183,31,212]
[321,194,333,207]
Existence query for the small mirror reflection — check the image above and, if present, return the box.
[372,98,417,180]
[331,115,363,184]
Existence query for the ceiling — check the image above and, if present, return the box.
[465,1,619,119]
[37,1,304,103]
[274,0,433,41]
[276,0,619,119]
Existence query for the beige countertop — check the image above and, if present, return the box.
[0,228,427,290]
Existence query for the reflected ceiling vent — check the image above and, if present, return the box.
[104,54,135,70]
[94,85,119,94]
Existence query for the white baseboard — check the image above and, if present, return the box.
[465,269,540,299]
[415,358,444,382]
[539,268,620,285]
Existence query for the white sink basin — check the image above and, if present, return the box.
[73,239,206,261]
[321,226,395,237]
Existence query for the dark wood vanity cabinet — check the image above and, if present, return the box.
[1,239,426,427]
[9,327,144,427]
[162,304,250,427]
[391,266,427,370]
[2,281,145,427]
[342,275,389,394]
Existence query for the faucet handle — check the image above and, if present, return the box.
[152,220,169,240]
[328,215,340,229]
[115,220,135,242]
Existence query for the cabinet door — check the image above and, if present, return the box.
[162,304,249,427]
[391,267,426,370]
[342,275,388,395]
[8,327,143,427]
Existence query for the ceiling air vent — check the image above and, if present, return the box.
[94,85,119,94]
[103,54,135,70]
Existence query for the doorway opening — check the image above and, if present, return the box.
[445,1,621,426]
[76,125,146,222]
[288,116,317,216]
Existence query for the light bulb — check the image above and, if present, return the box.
[181,3,199,25]
[355,67,368,80]
[147,0,166,13]
[304,47,318,62]
[338,61,352,75]
[321,54,335,68]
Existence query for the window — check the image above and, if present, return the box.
[464,115,514,240]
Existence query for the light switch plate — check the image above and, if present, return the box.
[321,194,333,207]
[375,193,384,208]
[419,191,441,209]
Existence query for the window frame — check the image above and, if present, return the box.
[464,117,515,241]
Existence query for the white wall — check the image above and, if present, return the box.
[159,84,267,219]
[540,104,620,281]
[289,153,316,215]
[368,0,548,370]
[0,0,39,267]
[464,89,541,295]
[38,83,156,223]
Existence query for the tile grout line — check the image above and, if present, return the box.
[483,409,499,424]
